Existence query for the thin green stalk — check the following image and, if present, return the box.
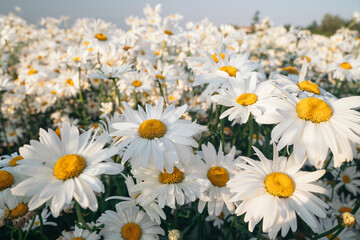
[225,216,237,240]
[37,209,47,240]
[247,115,254,157]
[329,226,344,240]
[75,201,93,233]
[257,222,263,240]
[219,106,226,147]
[23,213,36,240]
[112,78,122,107]
[17,227,23,240]
[313,224,341,239]
[156,79,167,106]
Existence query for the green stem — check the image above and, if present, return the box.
[156,79,168,106]
[37,209,47,240]
[17,227,23,240]
[112,78,122,107]
[313,224,341,239]
[247,115,254,157]
[329,226,344,240]
[219,106,226,147]
[75,201,93,232]
[225,216,237,240]
[23,212,36,240]
[257,222,263,240]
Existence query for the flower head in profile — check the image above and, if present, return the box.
[11,121,123,217]
[228,145,328,239]
[111,97,205,172]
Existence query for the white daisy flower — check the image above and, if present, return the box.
[89,63,133,80]
[58,223,100,240]
[11,121,123,217]
[317,218,356,240]
[111,97,204,172]
[131,164,205,209]
[0,166,25,210]
[228,145,328,239]
[211,74,275,124]
[257,92,360,168]
[332,165,360,196]
[193,142,240,216]
[330,54,360,82]
[97,206,165,240]
[106,175,166,224]
[327,193,360,229]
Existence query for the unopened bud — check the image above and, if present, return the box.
[168,229,182,240]
[339,212,356,228]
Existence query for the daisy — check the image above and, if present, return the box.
[106,175,166,224]
[131,164,206,209]
[317,218,356,240]
[228,145,328,239]
[332,165,360,196]
[193,142,240,216]
[111,97,204,172]
[0,163,25,210]
[118,70,153,96]
[58,223,100,240]
[211,73,275,124]
[327,193,360,228]
[205,207,233,229]
[11,121,123,217]
[97,206,165,240]
[257,92,360,168]
[330,54,360,82]
[189,51,260,99]
[88,63,133,80]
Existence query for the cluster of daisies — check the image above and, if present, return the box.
[0,4,360,240]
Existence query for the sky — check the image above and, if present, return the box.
[0,0,359,29]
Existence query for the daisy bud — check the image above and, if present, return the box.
[339,212,356,228]
[168,229,182,240]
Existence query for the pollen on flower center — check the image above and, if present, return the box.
[340,62,352,70]
[342,175,351,183]
[53,154,86,180]
[265,172,295,198]
[159,167,184,184]
[236,93,258,106]
[5,203,28,219]
[132,80,142,87]
[207,166,229,187]
[219,66,237,77]
[28,69,38,75]
[296,98,332,123]
[164,30,173,35]
[65,79,74,86]
[283,66,298,75]
[0,170,15,191]
[297,81,321,95]
[339,206,352,213]
[211,53,225,63]
[95,33,107,41]
[9,156,24,166]
[138,119,167,139]
[121,222,142,240]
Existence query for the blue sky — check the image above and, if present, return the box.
[0,0,359,29]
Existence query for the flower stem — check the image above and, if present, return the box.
[247,115,254,157]
[225,216,237,240]
[75,201,93,232]
[37,209,47,240]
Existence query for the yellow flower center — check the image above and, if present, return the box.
[339,206,352,213]
[342,175,351,183]
[123,46,132,51]
[95,33,107,41]
[5,203,28,219]
[236,93,258,106]
[9,156,24,166]
[53,154,86,180]
[340,62,352,70]
[132,80,142,87]
[159,167,184,184]
[164,30,173,35]
[265,172,295,198]
[155,74,166,80]
[297,81,321,95]
[55,128,61,139]
[0,170,15,191]
[211,53,225,63]
[72,238,85,240]
[65,79,74,86]
[207,166,229,187]
[138,119,167,139]
[283,66,298,75]
[28,69,38,75]
[121,222,142,240]
[219,66,237,77]
[218,211,225,219]
[326,234,339,240]
[9,132,16,137]
[296,98,332,123]
[302,56,311,62]
[73,57,80,62]
[357,146,360,153]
